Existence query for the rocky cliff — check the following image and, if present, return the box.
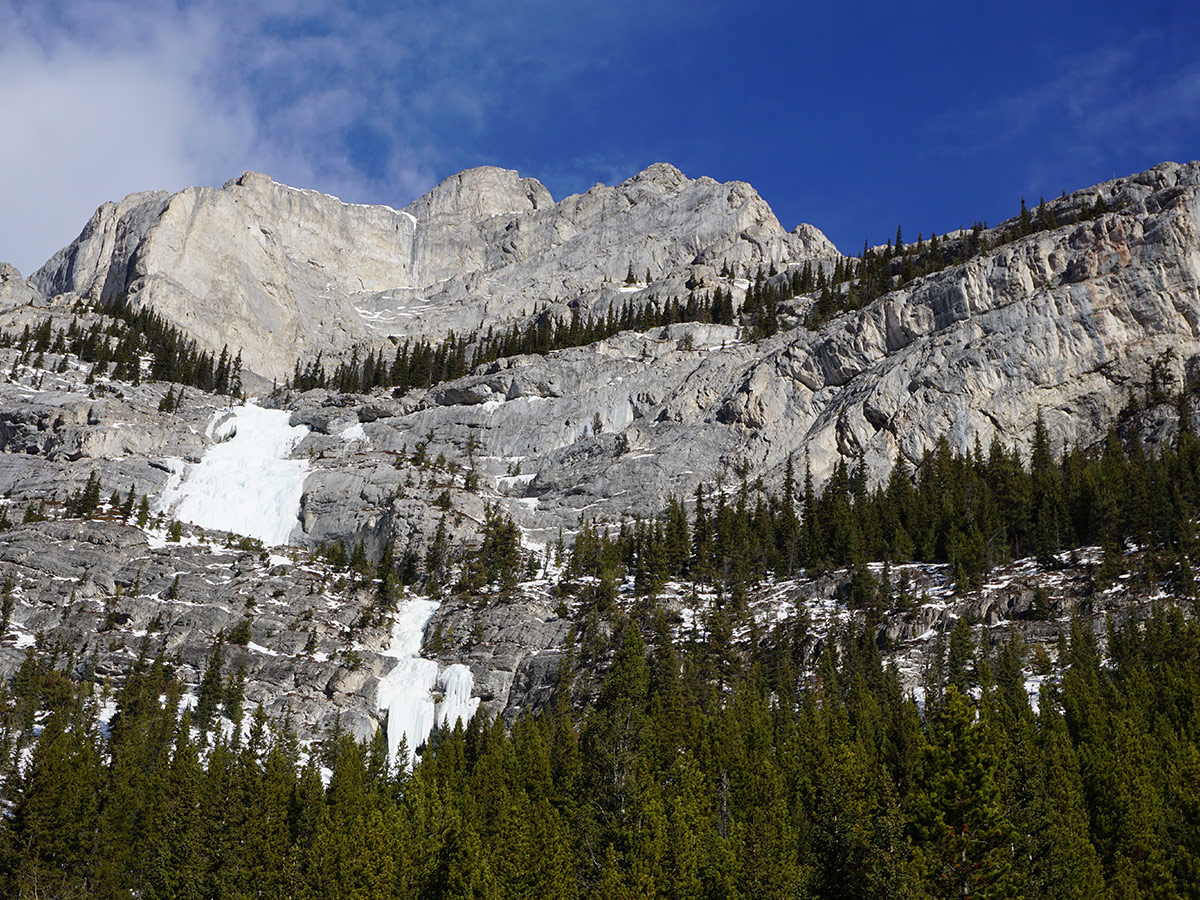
[32,164,839,384]
[267,161,1200,549]
[2,158,1199,756]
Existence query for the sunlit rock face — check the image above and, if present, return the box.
[31,164,840,384]
[266,162,1200,549]
[14,160,1200,540]
[2,159,1200,748]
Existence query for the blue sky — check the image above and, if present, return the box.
[2,0,1198,274]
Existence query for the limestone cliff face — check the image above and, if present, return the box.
[31,165,838,383]
[273,160,1200,548]
[14,160,1200,527]
[4,160,1200,742]
[743,160,1200,483]
[35,191,171,303]
[0,263,42,312]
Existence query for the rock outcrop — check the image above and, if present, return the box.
[340,160,1200,521]
[14,160,1200,559]
[0,516,573,744]
[0,264,42,312]
[31,165,840,384]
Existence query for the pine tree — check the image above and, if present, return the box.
[812,743,913,900]
[0,577,13,635]
[194,638,225,738]
[911,687,1018,899]
[9,698,104,896]
[1031,412,1064,564]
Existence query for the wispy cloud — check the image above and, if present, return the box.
[0,2,255,272]
[0,0,721,273]
[0,0,578,273]
[928,33,1200,196]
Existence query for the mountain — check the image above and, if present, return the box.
[30,164,838,385]
[0,158,1198,755]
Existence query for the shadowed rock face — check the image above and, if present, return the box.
[30,164,840,384]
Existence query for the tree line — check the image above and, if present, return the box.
[0,294,243,396]
[564,403,1200,607]
[805,191,1125,328]
[288,291,745,395]
[0,595,1196,899]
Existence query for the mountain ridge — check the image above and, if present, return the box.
[23,162,841,385]
[0,157,1198,754]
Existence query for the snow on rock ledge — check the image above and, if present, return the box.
[158,403,310,546]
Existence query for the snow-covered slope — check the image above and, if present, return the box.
[158,403,310,545]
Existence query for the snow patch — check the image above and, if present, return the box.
[158,403,310,546]
[339,422,368,444]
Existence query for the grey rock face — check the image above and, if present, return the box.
[0,518,386,744]
[4,158,1200,746]
[756,162,1200,485]
[0,264,42,312]
[34,191,170,302]
[0,514,580,747]
[426,588,572,724]
[31,165,840,383]
[253,161,1200,556]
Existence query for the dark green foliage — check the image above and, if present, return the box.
[0,607,1196,899]
[911,687,1017,898]
[66,471,103,519]
[0,297,244,395]
[0,578,13,635]
[458,503,522,595]
[561,406,1200,597]
[194,638,225,737]
[227,615,253,646]
[289,290,741,395]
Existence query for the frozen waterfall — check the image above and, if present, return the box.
[158,403,310,546]
[377,598,481,769]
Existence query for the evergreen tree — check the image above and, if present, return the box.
[911,687,1018,899]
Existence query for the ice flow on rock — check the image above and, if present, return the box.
[158,403,311,546]
[377,598,480,768]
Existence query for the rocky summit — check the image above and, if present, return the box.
[30,164,838,386]
[0,158,1199,759]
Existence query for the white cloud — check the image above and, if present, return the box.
[0,0,440,275]
[0,0,644,275]
[0,5,256,274]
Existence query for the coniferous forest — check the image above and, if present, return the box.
[1,600,1198,899]
[0,394,1198,898]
